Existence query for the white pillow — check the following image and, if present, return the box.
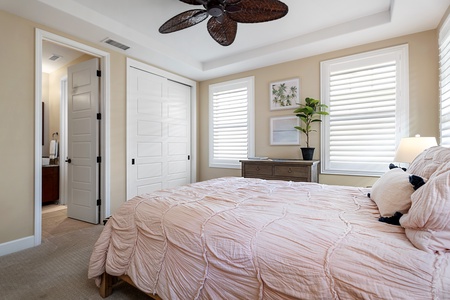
[400,162,450,252]
[408,146,450,179]
[370,168,416,217]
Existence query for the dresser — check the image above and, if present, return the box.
[240,159,319,183]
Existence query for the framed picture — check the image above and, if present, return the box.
[270,78,300,110]
[270,116,300,145]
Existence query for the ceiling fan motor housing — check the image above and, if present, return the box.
[207,5,223,17]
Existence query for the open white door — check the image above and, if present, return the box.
[127,66,191,200]
[67,58,100,224]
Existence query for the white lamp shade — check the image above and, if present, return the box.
[394,136,438,163]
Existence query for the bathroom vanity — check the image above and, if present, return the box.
[42,165,59,203]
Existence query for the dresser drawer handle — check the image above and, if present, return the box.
[256,166,260,171]
[288,168,292,173]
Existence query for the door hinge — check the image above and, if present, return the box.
[97,70,101,77]
[97,113,101,120]
[97,199,101,206]
[97,156,102,163]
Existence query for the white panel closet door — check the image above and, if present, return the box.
[127,67,191,200]
[166,80,191,188]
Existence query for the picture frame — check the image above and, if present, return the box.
[270,78,300,110]
[270,116,300,145]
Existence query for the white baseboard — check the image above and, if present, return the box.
[0,236,35,257]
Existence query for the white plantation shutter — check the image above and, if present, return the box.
[321,45,409,176]
[440,15,450,147]
[209,77,254,168]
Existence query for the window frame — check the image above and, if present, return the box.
[440,14,450,147]
[320,45,410,176]
[209,76,255,169]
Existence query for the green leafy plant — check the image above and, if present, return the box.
[294,97,329,148]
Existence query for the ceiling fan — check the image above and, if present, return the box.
[159,0,289,46]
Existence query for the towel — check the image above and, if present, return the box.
[49,140,58,159]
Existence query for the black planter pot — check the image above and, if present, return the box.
[301,147,315,160]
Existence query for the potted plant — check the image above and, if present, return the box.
[294,97,329,160]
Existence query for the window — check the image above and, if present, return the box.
[209,77,255,168]
[321,45,409,176]
[440,15,450,147]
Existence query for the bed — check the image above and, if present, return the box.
[88,146,450,299]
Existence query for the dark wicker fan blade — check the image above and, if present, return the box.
[227,0,288,23]
[207,15,238,46]
[179,0,205,5]
[159,9,208,33]
[222,0,242,4]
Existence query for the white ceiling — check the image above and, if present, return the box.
[1,0,449,80]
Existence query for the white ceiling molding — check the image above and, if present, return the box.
[2,0,448,80]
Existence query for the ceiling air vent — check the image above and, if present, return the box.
[49,54,62,61]
[102,38,130,51]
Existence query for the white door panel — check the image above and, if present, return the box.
[67,58,99,224]
[127,67,191,200]
[166,80,191,185]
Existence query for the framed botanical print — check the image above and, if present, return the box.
[270,78,300,110]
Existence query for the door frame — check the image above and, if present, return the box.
[126,58,197,198]
[34,29,111,245]
[59,76,68,205]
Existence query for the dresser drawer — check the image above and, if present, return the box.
[244,164,273,176]
[274,166,309,178]
[240,159,319,183]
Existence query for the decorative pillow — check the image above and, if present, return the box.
[408,146,450,179]
[400,163,450,252]
[370,168,425,217]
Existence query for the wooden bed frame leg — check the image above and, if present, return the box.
[99,272,114,298]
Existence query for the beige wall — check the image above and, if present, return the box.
[198,30,440,187]
[0,10,131,244]
[0,11,36,243]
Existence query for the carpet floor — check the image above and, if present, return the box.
[0,208,150,299]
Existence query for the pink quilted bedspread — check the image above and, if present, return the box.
[88,177,450,299]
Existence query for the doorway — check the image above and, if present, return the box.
[35,29,111,247]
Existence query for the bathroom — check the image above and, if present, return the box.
[41,40,93,206]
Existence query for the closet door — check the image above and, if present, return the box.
[127,66,191,200]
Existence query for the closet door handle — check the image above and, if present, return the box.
[65,158,72,163]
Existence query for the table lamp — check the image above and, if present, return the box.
[394,134,438,163]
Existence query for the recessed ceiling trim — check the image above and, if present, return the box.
[202,9,392,71]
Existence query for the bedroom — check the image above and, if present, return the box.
[0,0,449,289]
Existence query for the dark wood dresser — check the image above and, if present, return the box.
[240,159,319,183]
[42,165,59,203]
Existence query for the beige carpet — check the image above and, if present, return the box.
[0,208,150,299]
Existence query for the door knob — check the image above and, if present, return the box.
[65,158,72,163]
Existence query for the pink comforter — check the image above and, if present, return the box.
[88,177,450,299]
